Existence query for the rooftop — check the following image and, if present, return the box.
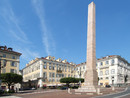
[0,45,22,56]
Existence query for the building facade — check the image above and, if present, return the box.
[0,46,22,89]
[22,56,76,88]
[75,55,130,87]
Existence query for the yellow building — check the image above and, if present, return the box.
[22,56,75,88]
[0,46,22,89]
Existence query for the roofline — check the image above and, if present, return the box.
[22,57,75,70]
[76,55,129,66]
[0,49,22,56]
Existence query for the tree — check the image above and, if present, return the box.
[76,78,84,83]
[60,77,84,87]
[1,73,23,90]
[60,77,74,87]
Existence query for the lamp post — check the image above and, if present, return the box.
[0,56,7,90]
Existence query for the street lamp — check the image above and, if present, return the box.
[0,56,7,90]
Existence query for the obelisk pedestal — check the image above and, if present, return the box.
[75,1,98,93]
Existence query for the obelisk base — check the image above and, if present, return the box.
[75,85,98,93]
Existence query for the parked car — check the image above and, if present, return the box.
[105,85,111,88]
[31,87,36,90]
[61,86,68,90]
[0,89,4,94]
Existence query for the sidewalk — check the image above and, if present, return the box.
[0,96,22,98]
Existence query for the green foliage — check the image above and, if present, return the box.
[60,77,84,87]
[60,77,84,83]
[76,78,84,83]
[1,73,23,90]
[60,77,75,84]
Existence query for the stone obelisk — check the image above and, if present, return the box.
[75,1,98,93]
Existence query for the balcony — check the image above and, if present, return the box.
[57,70,62,73]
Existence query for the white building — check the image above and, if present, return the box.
[75,55,130,86]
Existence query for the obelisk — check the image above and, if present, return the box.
[75,1,98,93]
[85,0,98,90]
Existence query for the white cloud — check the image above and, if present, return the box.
[0,4,30,44]
[0,1,40,65]
[32,0,56,56]
[15,47,40,62]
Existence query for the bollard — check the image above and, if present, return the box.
[68,88,72,94]
[97,88,102,95]
[112,87,115,91]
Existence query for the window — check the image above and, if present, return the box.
[52,66,55,70]
[52,73,55,77]
[62,74,64,77]
[57,64,58,70]
[65,68,67,72]
[100,77,103,80]
[100,62,103,66]
[43,72,47,78]
[56,74,59,77]
[11,61,15,66]
[59,74,61,77]
[105,70,109,75]
[100,71,103,76]
[2,68,6,73]
[12,56,15,59]
[111,69,115,74]
[65,65,67,68]
[44,65,47,69]
[100,83,103,85]
[52,79,55,82]
[3,54,6,58]
[49,65,52,70]
[112,59,115,64]
[49,72,51,77]
[106,61,109,64]
[62,65,64,69]
[111,76,114,79]
[3,60,7,66]
[10,69,15,73]
[49,79,51,82]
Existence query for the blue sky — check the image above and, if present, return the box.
[0,0,130,70]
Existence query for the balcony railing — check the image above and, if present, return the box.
[57,70,62,73]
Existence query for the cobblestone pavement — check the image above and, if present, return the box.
[93,86,130,98]
[14,89,95,98]
[1,87,127,98]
